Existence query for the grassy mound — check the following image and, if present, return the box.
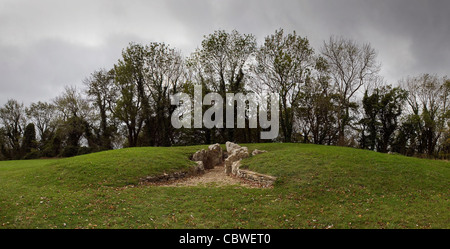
[0,146,201,190]
[0,143,448,229]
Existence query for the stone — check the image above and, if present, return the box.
[224,144,249,175]
[191,144,224,170]
[237,169,277,187]
[252,149,267,156]
[141,142,276,187]
[194,161,205,174]
[192,149,207,162]
[145,176,158,182]
[207,143,223,169]
[226,141,241,154]
[231,160,241,175]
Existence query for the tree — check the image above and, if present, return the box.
[0,127,8,160]
[191,30,257,142]
[254,29,314,142]
[113,43,146,147]
[22,123,37,157]
[143,42,185,146]
[321,36,380,145]
[0,99,26,159]
[53,86,93,155]
[359,85,407,152]
[399,74,449,156]
[296,56,338,144]
[54,86,92,121]
[85,69,117,150]
[26,101,57,147]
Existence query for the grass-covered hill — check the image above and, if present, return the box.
[0,143,448,229]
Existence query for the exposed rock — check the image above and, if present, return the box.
[231,160,240,175]
[141,171,189,183]
[252,149,267,156]
[224,160,233,175]
[222,142,276,186]
[191,144,223,170]
[226,141,242,154]
[237,169,277,187]
[224,143,249,175]
[142,142,275,187]
[222,151,229,160]
[194,161,205,174]
[207,143,223,169]
[192,149,207,162]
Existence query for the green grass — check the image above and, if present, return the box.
[0,143,448,229]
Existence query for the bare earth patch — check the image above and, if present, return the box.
[155,164,265,188]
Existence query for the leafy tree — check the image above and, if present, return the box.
[360,86,407,152]
[113,43,146,147]
[53,86,93,155]
[393,114,422,156]
[84,69,117,150]
[296,56,338,144]
[143,42,185,146]
[254,29,314,142]
[22,123,37,155]
[191,30,257,142]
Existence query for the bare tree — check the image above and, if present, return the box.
[0,99,26,159]
[54,86,92,122]
[321,36,380,145]
[400,74,449,155]
[26,101,57,142]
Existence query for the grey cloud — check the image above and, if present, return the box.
[1,0,449,106]
[0,34,143,105]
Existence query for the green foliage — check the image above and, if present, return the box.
[23,150,40,160]
[360,86,408,152]
[0,30,448,161]
[255,29,314,142]
[296,56,338,144]
[189,30,257,142]
[114,44,146,130]
[77,146,93,156]
[84,69,116,150]
[113,42,184,147]
[60,145,80,158]
[22,123,37,154]
[396,74,449,156]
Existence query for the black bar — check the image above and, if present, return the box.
[0,229,446,248]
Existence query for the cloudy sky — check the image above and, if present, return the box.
[1,0,449,106]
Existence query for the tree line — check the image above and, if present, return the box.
[1,29,449,160]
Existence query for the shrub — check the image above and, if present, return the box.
[60,146,79,158]
[77,146,93,156]
[23,150,41,160]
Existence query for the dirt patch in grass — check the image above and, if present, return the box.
[151,164,267,188]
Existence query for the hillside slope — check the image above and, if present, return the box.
[0,143,448,229]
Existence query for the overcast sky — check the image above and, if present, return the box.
[1,0,449,106]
